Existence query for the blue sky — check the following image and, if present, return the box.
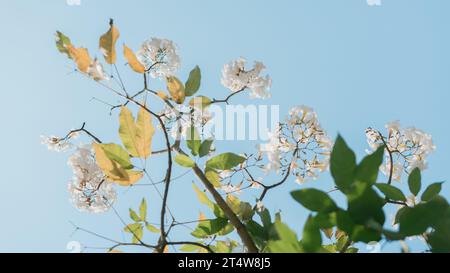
[0,0,449,252]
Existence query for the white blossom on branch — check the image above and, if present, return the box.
[221,57,272,99]
[365,121,436,181]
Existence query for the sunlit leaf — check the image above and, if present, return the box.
[166,76,185,104]
[206,153,246,170]
[205,168,221,188]
[99,20,120,64]
[174,154,195,168]
[139,198,147,221]
[146,223,159,233]
[67,45,92,73]
[95,143,133,169]
[129,208,140,222]
[136,106,155,159]
[123,44,145,73]
[119,106,154,159]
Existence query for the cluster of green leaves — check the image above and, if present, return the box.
[262,135,449,253]
[124,198,159,244]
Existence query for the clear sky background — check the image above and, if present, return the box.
[0,0,449,253]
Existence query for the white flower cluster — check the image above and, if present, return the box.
[137,38,180,78]
[365,121,436,181]
[40,131,79,152]
[67,145,116,213]
[258,106,332,184]
[160,104,213,140]
[221,57,272,99]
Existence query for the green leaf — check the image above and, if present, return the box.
[394,206,408,225]
[199,139,214,158]
[399,196,448,236]
[145,223,159,233]
[174,154,196,168]
[259,208,272,230]
[191,218,229,238]
[336,210,355,235]
[375,183,407,202]
[314,212,337,229]
[129,208,140,222]
[186,126,201,156]
[139,198,147,222]
[124,223,143,244]
[355,146,384,185]
[124,222,141,233]
[266,220,303,253]
[174,154,195,168]
[185,65,201,96]
[192,183,222,216]
[96,143,133,169]
[330,135,356,193]
[206,153,246,170]
[302,215,322,252]
[408,168,422,196]
[347,182,385,226]
[55,31,72,59]
[179,244,202,252]
[132,225,143,244]
[291,189,338,213]
[421,182,444,202]
[205,168,221,188]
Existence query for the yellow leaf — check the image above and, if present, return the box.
[163,245,169,253]
[93,143,128,180]
[99,20,120,64]
[199,212,206,221]
[119,106,139,157]
[115,170,144,186]
[119,106,154,159]
[123,45,145,74]
[67,45,92,73]
[156,91,169,101]
[205,169,221,188]
[93,143,143,186]
[136,106,155,159]
[108,250,124,253]
[166,76,185,104]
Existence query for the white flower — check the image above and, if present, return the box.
[367,0,381,6]
[159,104,213,140]
[136,38,180,78]
[87,58,108,81]
[221,184,241,195]
[258,106,332,183]
[221,57,272,99]
[40,135,73,152]
[365,121,436,181]
[256,200,264,213]
[67,145,116,213]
